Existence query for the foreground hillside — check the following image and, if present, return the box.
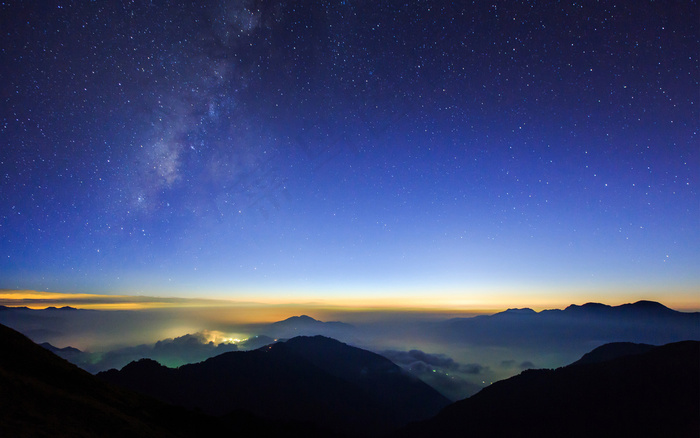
[0,322,209,437]
[0,323,332,437]
[99,335,450,437]
[2,318,698,438]
[399,340,700,437]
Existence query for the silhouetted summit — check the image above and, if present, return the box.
[40,341,86,364]
[400,341,700,438]
[0,305,30,311]
[0,323,339,438]
[0,323,236,437]
[440,300,699,348]
[99,335,449,437]
[562,300,680,316]
[270,314,352,328]
[499,307,537,316]
[278,314,317,323]
[263,315,355,340]
[570,341,655,366]
[40,341,83,355]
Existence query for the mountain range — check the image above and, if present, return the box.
[0,322,326,438]
[395,341,700,438]
[98,335,449,437]
[399,340,699,437]
[262,314,355,340]
[437,300,700,348]
[2,319,698,437]
[3,299,699,404]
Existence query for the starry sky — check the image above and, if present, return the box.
[1,1,698,309]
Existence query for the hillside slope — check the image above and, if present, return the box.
[400,341,700,437]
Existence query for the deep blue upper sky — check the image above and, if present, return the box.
[1,1,697,307]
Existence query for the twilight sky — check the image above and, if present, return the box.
[1,1,698,309]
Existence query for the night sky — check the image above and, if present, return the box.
[1,1,697,308]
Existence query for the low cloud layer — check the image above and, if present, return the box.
[380,349,487,400]
[500,359,536,370]
[382,349,486,375]
[382,349,458,369]
[46,331,279,373]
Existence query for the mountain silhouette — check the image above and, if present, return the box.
[0,322,334,437]
[399,340,700,437]
[570,341,655,366]
[262,315,355,340]
[439,300,700,349]
[39,341,89,367]
[558,300,684,317]
[38,332,278,374]
[99,335,450,437]
[40,341,83,356]
[0,305,32,311]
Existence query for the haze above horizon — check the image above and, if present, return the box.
[1,289,699,317]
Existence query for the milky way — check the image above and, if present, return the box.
[1,1,697,305]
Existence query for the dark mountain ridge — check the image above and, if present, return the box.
[0,322,326,438]
[440,300,700,348]
[4,316,698,438]
[482,300,694,319]
[0,305,85,312]
[559,300,687,317]
[570,341,656,366]
[40,341,83,355]
[261,315,355,340]
[99,335,449,437]
[399,340,700,437]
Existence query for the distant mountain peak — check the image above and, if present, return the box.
[622,300,672,310]
[40,342,82,355]
[565,302,611,311]
[264,316,355,341]
[55,306,79,311]
[564,300,678,315]
[0,305,81,312]
[0,305,30,311]
[502,308,537,315]
[281,315,318,323]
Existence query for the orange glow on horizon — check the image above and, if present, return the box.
[1,288,698,314]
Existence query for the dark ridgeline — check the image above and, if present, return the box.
[98,335,450,437]
[0,322,338,438]
[264,314,355,340]
[438,300,700,348]
[3,301,699,437]
[398,340,700,438]
[4,300,697,373]
[569,341,656,366]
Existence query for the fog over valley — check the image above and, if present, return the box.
[2,297,698,401]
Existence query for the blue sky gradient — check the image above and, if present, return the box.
[1,1,697,309]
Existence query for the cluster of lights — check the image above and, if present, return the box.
[201,330,247,345]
